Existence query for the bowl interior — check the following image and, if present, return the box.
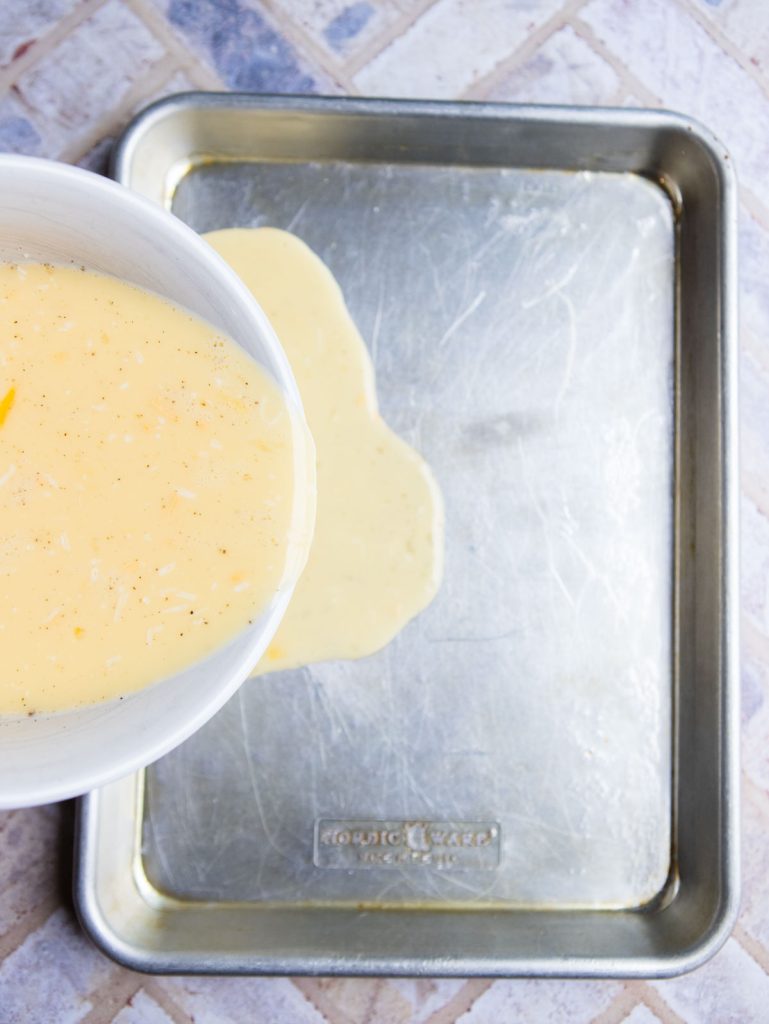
[0,157,310,808]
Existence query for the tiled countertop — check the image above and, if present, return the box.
[0,0,766,1021]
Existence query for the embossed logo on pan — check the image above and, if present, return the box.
[314,819,501,871]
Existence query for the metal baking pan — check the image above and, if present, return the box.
[74,94,739,977]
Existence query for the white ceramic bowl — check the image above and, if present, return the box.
[0,156,314,808]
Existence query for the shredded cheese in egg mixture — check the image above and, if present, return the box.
[0,262,312,714]
[0,385,15,427]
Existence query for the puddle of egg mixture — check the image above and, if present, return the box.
[204,228,444,674]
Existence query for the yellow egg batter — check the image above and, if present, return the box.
[0,262,311,714]
[204,228,444,674]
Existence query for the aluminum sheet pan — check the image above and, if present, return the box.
[74,95,739,978]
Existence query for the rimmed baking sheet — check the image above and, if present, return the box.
[75,96,738,978]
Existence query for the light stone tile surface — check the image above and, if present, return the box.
[739,787,769,952]
[0,908,115,1023]
[111,989,176,1024]
[579,0,769,208]
[273,0,400,59]
[12,0,166,155]
[742,347,769,494]
[297,977,416,1023]
[652,939,769,1023]
[0,806,60,939]
[0,90,45,154]
[741,635,769,794]
[354,0,564,97]
[163,976,328,1023]
[739,208,769,348]
[390,978,470,1022]
[0,0,82,69]
[486,23,621,103]
[741,497,769,639]
[620,1005,666,1024]
[148,0,338,93]
[458,977,621,1022]
[76,68,197,174]
[692,0,769,75]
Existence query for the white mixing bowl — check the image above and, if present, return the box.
[0,156,314,808]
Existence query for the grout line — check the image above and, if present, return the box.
[141,979,195,1024]
[0,0,108,94]
[257,0,359,93]
[742,778,769,884]
[58,55,183,165]
[0,850,60,899]
[741,458,769,526]
[608,84,632,107]
[364,980,389,1023]
[568,16,661,106]
[0,809,21,834]
[742,417,769,518]
[674,0,769,106]
[463,0,588,100]
[423,978,494,1024]
[122,0,223,89]
[740,185,769,236]
[343,0,442,80]
[734,924,769,976]
[742,460,769,525]
[741,620,769,716]
[76,969,145,1024]
[742,771,769,821]
[635,983,688,1024]
[742,325,769,379]
[587,982,645,1024]
[2,83,44,136]
[0,900,58,964]
[292,978,403,1024]
[743,768,769,832]
[293,979,357,1024]
[741,779,769,899]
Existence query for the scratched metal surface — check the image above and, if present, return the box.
[141,161,674,907]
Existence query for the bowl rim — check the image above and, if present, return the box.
[0,155,312,808]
